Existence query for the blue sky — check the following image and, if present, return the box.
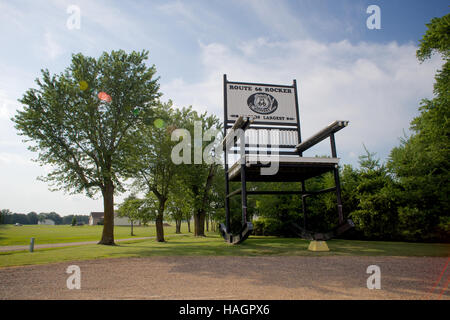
[0,0,448,215]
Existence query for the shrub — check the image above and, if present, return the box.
[252,217,292,236]
[252,219,265,235]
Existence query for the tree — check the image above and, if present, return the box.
[350,149,402,240]
[248,181,300,235]
[71,216,77,226]
[0,209,11,224]
[139,192,160,224]
[167,197,184,234]
[27,212,39,224]
[166,183,194,234]
[63,215,74,225]
[46,212,63,225]
[206,165,226,232]
[38,213,48,223]
[63,214,89,225]
[191,162,218,236]
[12,50,161,245]
[130,101,182,242]
[185,206,193,233]
[176,109,221,236]
[117,195,144,236]
[10,213,31,225]
[388,14,450,241]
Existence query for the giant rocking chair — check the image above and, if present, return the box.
[219,75,354,244]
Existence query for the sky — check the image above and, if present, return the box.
[0,0,448,215]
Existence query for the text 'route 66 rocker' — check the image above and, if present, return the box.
[219,75,354,244]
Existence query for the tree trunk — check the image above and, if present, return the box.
[194,210,206,237]
[98,180,115,245]
[193,164,216,237]
[131,220,134,236]
[206,214,209,232]
[187,218,191,232]
[155,215,165,242]
[155,197,166,242]
[152,190,166,242]
[176,219,181,234]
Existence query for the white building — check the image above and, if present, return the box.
[38,219,55,225]
[89,212,104,225]
[89,212,140,226]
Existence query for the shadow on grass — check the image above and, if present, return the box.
[329,239,450,257]
[111,236,450,258]
[110,236,317,257]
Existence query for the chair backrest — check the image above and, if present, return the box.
[223,75,302,157]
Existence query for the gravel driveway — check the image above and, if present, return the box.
[0,256,448,300]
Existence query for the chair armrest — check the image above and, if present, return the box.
[296,120,349,153]
[222,116,254,150]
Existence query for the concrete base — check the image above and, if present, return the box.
[308,240,330,252]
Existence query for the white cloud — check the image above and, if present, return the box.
[0,1,27,32]
[0,89,19,120]
[244,0,306,39]
[157,0,226,35]
[158,1,197,24]
[43,31,64,59]
[0,152,33,166]
[161,38,442,165]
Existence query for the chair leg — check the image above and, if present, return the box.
[301,181,307,229]
[333,168,344,224]
[240,164,247,224]
[224,167,231,233]
[330,133,344,224]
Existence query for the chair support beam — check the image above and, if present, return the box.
[226,187,337,198]
[296,120,349,153]
[222,116,254,150]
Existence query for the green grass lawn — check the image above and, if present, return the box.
[0,232,448,268]
[0,224,188,246]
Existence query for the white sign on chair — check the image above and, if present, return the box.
[226,82,298,125]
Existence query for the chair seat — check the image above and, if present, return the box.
[228,155,339,182]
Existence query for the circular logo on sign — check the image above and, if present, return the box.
[247,93,278,114]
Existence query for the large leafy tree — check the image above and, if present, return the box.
[117,194,144,236]
[205,165,226,232]
[12,50,160,245]
[350,150,402,240]
[130,101,182,242]
[166,183,194,234]
[176,109,221,236]
[388,14,449,241]
[0,209,11,224]
[27,212,39,225]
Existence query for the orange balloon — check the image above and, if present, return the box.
[98,92,112,102]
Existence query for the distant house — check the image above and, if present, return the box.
[89,212,140,226]
[38,219,55,225]
[89,212,104,225]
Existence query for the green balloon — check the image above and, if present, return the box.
[79,81,88,91]
[154,118,165,128]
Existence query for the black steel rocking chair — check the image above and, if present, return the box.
[219,75,354,244]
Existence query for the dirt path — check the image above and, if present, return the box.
[0,234,185,252]
[0,256,448,300]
